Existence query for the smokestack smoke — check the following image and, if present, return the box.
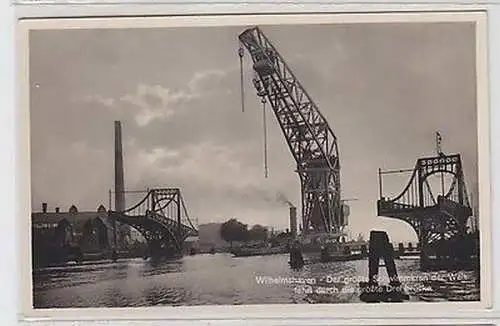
[276,192,295,208]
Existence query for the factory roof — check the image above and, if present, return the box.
[32,204,111,229]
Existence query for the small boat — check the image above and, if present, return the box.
[315,244,366,263]
[232,246,287,257]
[320,253,365,262]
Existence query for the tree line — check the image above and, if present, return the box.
[219,218,269,247]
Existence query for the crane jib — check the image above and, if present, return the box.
[238,26,345,236]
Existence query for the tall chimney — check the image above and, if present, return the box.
[289,206,297,239]
[114,121,125,212]
[42,202,47,213]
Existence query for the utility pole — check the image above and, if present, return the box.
[435,131,443,156]
[108,189,112,212]
[436,131,445,195]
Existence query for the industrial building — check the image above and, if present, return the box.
[31,202,132,267]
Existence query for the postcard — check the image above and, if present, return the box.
[17,11,491,320]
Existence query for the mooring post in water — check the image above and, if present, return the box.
[289,240,304,269]
[360,244,368,257]
[360,230,409,303]
[398,243,405,256]
[367,231,399,285]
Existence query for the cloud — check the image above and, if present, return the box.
[81,69,228,127]
[120,84,192,127]
[118,138,300,223]
[136,146,181,167]
[81,94,116,108]
[188,69,227,93]
[129,140,260,190]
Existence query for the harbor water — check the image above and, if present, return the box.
[33,253,480,308]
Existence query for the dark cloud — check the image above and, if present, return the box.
[29,22,478,241]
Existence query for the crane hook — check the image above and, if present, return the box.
[238,46,245,113]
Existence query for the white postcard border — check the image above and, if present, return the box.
[17,11,492,321]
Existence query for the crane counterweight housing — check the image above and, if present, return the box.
[238,26,346,237]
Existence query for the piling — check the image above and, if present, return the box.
[398,242,405,255]
[289,206,297,239]
[289,240,304,269]
[360,244,368,257]
[359,231,409,303]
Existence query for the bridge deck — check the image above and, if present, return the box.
[378,196,472,222]
[116,213,198,238]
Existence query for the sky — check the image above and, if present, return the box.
[29,21,479,242]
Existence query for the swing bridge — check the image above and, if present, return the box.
[377,152,479,270]
[108,188,198,259]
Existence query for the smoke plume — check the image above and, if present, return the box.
[276,192,295,208]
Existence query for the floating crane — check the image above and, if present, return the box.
[238,26,347,237]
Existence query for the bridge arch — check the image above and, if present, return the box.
[377,153,475,270]
[422,170,459,204]
[421,169,458,180]
[109,188,198,259]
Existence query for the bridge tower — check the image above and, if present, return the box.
[377,146,478,270]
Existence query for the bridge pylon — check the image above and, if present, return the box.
[377,153,478,271]
[108,188,198,260]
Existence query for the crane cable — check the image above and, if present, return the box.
[239,44,268,178]
[262,97,269,178]
[238,46,245,113]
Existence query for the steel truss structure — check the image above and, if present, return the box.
[109,188,198,258]
[238,27,346,236]
[378,153,476,269]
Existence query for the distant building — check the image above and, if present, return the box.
[31,202,130,255]
[197,223,229,251]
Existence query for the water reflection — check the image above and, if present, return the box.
[33,253,479,308]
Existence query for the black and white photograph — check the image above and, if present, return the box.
[19,12,490,315]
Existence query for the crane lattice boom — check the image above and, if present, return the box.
[238,26,346,235]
